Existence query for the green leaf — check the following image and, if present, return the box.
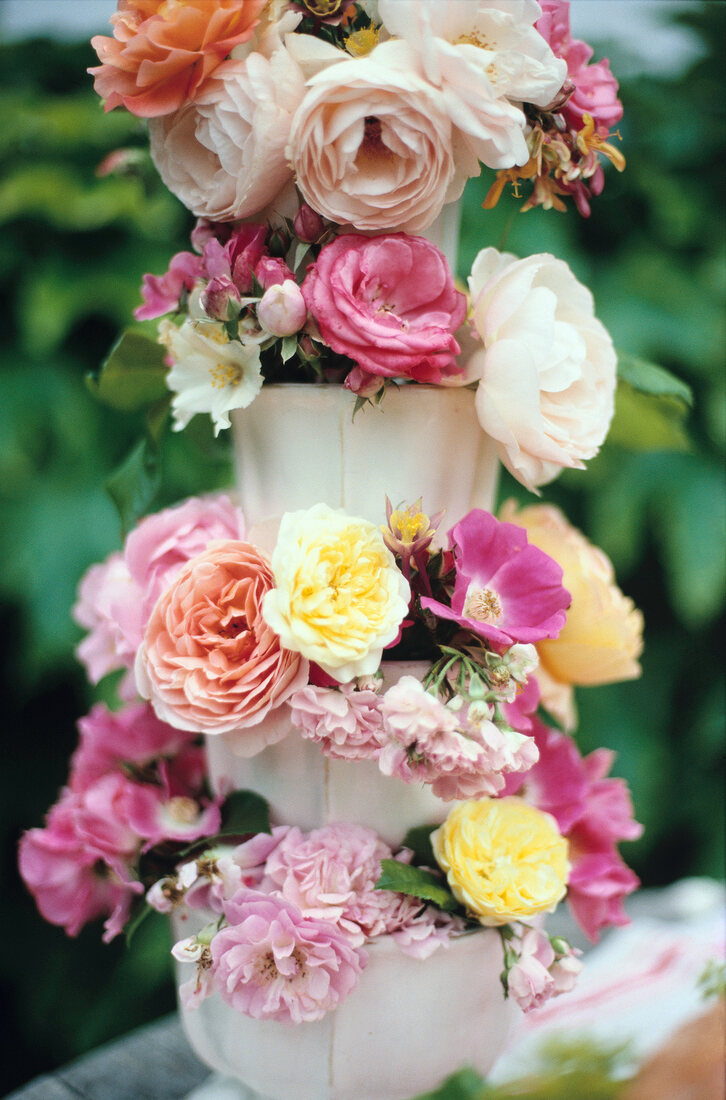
[145,394,172,444]
[608,384,691,452]
[616,350,693,407]
[87,330,169,412]
[400,825,437,866]
[412,1068,485,1100]
[105,436,160,535]
[281,336,297,363]
[375,859,459,912]
[221,789,271,836]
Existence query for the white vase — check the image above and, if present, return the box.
[175,919,515,1100]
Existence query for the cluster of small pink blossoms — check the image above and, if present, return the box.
[154,822,463,1022]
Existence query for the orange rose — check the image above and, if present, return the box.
[136,540,308,738]
[89,0,265,118]
[500,501,643,706]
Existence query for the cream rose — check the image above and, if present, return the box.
[500,501,644,690]
[287,42,467,233]
[431,796,569,925]
[262,504,411,682]
[466,248,617,491]
[149,18,306,221]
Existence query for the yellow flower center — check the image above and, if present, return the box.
[464,587,502,623]
[209,362,243,388]
[345,25,379,58]
[167,796,199,824]
[388,505,431,545]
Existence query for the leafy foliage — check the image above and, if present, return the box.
[376,859,460,912]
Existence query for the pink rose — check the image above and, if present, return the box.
[303,234,466,389]
[137,540,308,737]
[254,256,295,290]
[212,890,365,1023]
[123,493,245,626]
[421,510,571,653]
[289,683,385,762]
[70,702,192,793]
[257,281,307,337]
[73,553,142,683]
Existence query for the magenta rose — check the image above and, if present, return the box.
[302,234,466,390]
[70,702,192,793]
[421,510,571,652]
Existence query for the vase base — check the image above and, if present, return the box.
[186,1074,269,1100]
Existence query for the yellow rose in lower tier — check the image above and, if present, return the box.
[262,503,411,683]
[431,797,569,926]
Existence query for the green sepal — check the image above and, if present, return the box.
[411,1067,485,1100]
[375,859,459,912]
[86,329,168,411]
[280,335,298,363]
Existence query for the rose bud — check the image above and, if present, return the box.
[201,275,242,321]
[293,203,326,244]
[255,255,295,290]
[257,281,307,337]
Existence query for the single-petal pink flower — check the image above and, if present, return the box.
[135,250,204,321]
[212,890,365,1023]
[421,510,571,652]
[567,849,639,942]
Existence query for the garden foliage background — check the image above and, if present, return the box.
[0,4,723,1093]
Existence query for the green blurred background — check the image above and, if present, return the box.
[0,3,723,1093]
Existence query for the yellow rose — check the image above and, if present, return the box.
[500,501,644,691]
[431,797,569,926]
[262,503,410,682]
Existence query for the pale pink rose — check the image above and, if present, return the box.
[137,540,308,738]
[70,701,192,793]
[466,249,617,491]
[289,683,385,762]
[378,0,566,169]
[507,927,556,1012]
[124,493,245,626]
[257,281,307,337]
[212,890,365,1023]
[89,0,266,118]
[148,31,305,221]
[288,45,462,233]
[536,1,623,133]
[263,824,421,947]
[391,907,466,960]
[19,780,141,942]
[550,949,584,994]
[303,234,466,388]
[135,250,204,321]
[73,553,143,683]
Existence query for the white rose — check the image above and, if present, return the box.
[149,29,305,222]
[377,0,567,170]
[262,504,411,682]
[466,249,616,491]
[160,318,263,435]
[287,41,469,233]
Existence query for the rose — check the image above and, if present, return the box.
[466,248,616,491]
[90,0,266,118]
[136,540,308,739]
[148,13,305,221]
[257,281,307,337]
[500,501,643,695]
[431,796,569,924]
[287,44,462,233]
[262,504,410,682]
[302,234,466,389]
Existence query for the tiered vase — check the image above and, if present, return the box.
[176,384,515,1100]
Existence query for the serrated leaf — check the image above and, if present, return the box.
[400,825,437,866]
[220,789,271,836]
[617,350,693,407]
[608,384,691,452]
[375,859,459,912]
[105,436,160,535]
[412,1067,485,1100]
[87,330,168,412]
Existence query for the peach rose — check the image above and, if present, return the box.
[89,0,266,119]
[501,501,644,693]
[136,540,308,739]
[287,42,466,233]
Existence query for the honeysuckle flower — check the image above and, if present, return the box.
[432,796,569,925]
[382,497,445,591]
[89,0,266,118]
[421,509,570,652]
[262,504,411,682]
[160,318,264,434]
[377,0,567,170]
[212,890,365,1023]
[466,248,617,490]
